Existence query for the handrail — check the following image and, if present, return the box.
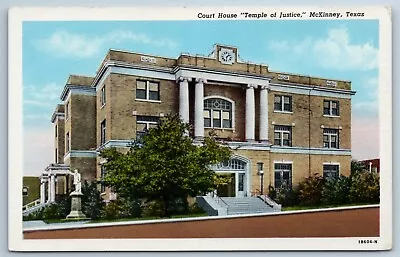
[254,189,282,211]
[22,199,41,211]
[211,191,228,207]
[255,189,273,207]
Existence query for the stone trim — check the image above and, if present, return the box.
[270,146,351,155]
[63,150,98,161]
[270,83,355,99]
[61,85,96,101]
[88,61,355,100]
[50,112,65,123]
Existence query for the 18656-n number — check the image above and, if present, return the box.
[358,239,378,244]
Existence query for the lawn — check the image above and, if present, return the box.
[42,212,209,224]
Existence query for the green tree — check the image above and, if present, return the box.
[100,114,232,217]
[351,160,367,175]
[349,170,380,204]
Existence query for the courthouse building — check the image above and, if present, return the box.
[38,44,355,203]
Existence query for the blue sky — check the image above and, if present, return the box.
[23,20,379,176]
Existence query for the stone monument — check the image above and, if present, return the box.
[66,169,88,220]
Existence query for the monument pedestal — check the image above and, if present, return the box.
[66,191,88,220]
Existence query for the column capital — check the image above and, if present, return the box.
[177,76,192,83]
[195,78,207,84]
[260,85,270,90]
[246,84,257,89]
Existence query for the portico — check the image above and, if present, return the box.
[40,164,71,203]
[177,73,271,143]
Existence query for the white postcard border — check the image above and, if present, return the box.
[8,6,392,251]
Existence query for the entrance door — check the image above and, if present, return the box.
[214,158,248,197]
[216,173,235,197]
[236,172,246,197]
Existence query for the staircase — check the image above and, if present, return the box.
[221,197,277,215]
[197,195,281,216]
[22,199,48,216]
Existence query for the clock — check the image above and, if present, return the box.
[218,48,235,65]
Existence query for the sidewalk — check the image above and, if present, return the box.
[23,220,90,230]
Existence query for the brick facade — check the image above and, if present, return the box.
[44,44,354,201]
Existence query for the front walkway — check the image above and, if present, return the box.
[23,220,90,230]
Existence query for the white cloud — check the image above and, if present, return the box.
[24,83,62,102]
[23,127,54,176]
[23,83,63,125]
[268,27,378,71]
[36,30,103,58]
[23,100,52,107]
[34,30,178,58]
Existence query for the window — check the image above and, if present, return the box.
[55,148,58,162]
[274,163,292,189]
[323,164,339,179]
[323,100,339,116]
[136,116,160,138]
[100,86,106,106]
[323,128,339,149]
[66,132,70,152]
[204,98,233,129]
[215,159,246,170]
[101,166,106,193]
[55,125,57,137]
[136,80,160,101]
[274,125,292,146]
[22,187,28,196]
[100,120,106,145]
[274,95,292,112]
[65,102,69,120]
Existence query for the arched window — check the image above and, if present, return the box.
[204,98,233,129]
[215,159,246,171]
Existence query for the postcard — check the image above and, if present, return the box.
[9,5,392,251]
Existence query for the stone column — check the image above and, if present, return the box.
[50,174,56,202]
[259,84,269,142]
[179,77,190,124]
[47,176,51,203]
[40,178,46,204]
[245,84,256,141]
[195,78,205,139]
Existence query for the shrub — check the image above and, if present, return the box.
[118,198,142,218]
[267,185,277,200]
[274,186,300,207]
[101,201,121,220]
[167,197,189,215]
[23,208,44,221]
[349,171,380,204]
[56,196,71,217]
[188,202,205,214]
[81,181,104,220]
[321,175,351,205]
[297,174,324,206]
[141,200,163,217]
[42,203,63,220]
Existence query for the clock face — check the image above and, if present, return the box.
[219,49,235,65]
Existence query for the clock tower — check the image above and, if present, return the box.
[217,46,237,65]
